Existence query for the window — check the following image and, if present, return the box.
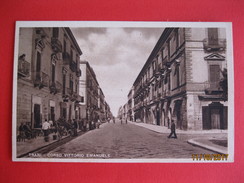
[148,67,150,79]
[178,28,185,46]
[209,65,220,88]
[62,74,66,95]
[152,61,156,74]
[170,32,177,55]
[70,48,73,61]
[63,39,66,53]
[36,51,41,80]
[174,65,180,87]
[75,80,78,93]
[51,64,55,83]
[168,40,171,58]
[208,28,218,45]
[53,28,59,38]
[70,74,73,92]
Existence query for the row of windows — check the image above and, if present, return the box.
[137,28,185,90]
[53,28,80,65]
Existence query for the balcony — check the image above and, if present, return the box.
[18,59,30,78]
[70,92,78,102]
[76,68,81,77]
[62,87,70,102]
[34,72,49,88]
[67,88,73,96]
[75,95,82,103]
[49,81,62,94]
[51,37,62,53]
[69,60,77,72]
[205,81,223,95]
[62,52,71,65]
[203,38,226,52]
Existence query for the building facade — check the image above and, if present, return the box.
[17,27,82,130]
[127,87,134,121]
[79,61,112,124]
[131,28,228,130]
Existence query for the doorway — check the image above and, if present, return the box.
[50,107,55,122]
[34,104,41,128]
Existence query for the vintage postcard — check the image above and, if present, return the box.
[12,21,234,162]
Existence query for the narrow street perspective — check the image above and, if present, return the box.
[37,119,214,159]
[13,23,232,162]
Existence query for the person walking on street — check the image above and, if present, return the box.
[113,117,115,124]
[126,118,127,124]
[168,120,177,139]
[97,119,101,129]
[42,119,50,142]
[120,118,123,124]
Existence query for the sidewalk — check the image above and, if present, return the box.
[129,121,228,154]
[16,122,109,158]
[17,131,76,157]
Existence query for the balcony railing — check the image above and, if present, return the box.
[76,68,81,77]
[205,81,223,95]
[51,37,62,53]
[70,92,78,102]
[67,88,73,96]
[49,81,63,94]
[18,59,30,77]
[62,52,71,65]
[70,60,77,72]
[203,38,226,52]
[34,72,49,88]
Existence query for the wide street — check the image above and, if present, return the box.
[39,119,213,159]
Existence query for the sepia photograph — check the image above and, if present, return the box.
[12,21,234,162]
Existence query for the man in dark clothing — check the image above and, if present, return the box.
[168,120,177,138]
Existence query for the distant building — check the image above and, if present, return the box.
[98,88,106,121]
[79,61,112,124]
[17,27,82,129]
[131,28,227,130]
[127,87,134,121]
[79,61,99,123]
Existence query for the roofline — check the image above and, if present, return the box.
[65,27,82,55]
[132,28,174,86]
[80,61,99,86]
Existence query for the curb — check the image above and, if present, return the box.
[17,123,109,158]
[187,138,227,154]
[17,130,85,158]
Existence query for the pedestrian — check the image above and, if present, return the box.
[42,119,51,142]
[126,118,127,124]
[120,118,122,124]
[49,119,53,133]
[23,123,32,139]
[53,121,61,140]
[168,120,177,139]
[97,119,101,128]
[113,117,115,124]
[18,123,26,141]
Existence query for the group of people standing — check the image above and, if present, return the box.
[42,119,79,142]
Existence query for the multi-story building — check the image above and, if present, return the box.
[132,28,228,130]
[98,87,106,121]
[79,61,100,123]
[17,27,82,130]
[105,101,112,120]
[127,87,134,121]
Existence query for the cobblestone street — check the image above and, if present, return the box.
[39,120,214,159]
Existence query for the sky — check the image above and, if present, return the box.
[71,27,163,116]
